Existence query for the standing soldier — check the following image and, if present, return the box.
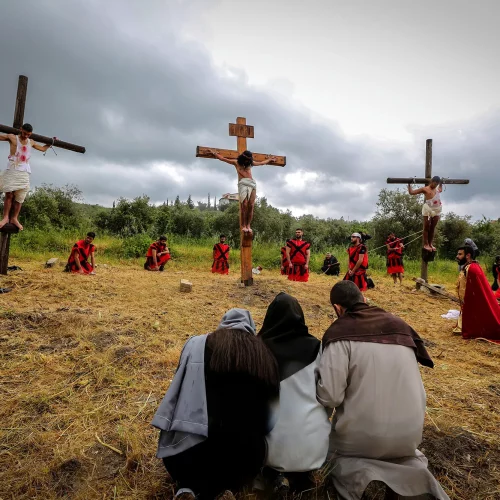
[343,233,368,291]
[212,235,230,275]
[286,229,311,282]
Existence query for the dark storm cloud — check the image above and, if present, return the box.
[0,0,497,220]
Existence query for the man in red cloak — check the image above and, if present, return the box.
[454,245,500,343]
[145,236,171,271]
[286,229,310,282]
[386,233,404,284]
[64,232,96,274]
[212,235,230,275]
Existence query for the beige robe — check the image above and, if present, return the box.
[316,341,449,500]
[453,265,468,333]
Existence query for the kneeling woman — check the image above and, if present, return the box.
[259,293,331,492]
[152,309,280,499]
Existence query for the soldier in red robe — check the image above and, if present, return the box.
[286,229,311,282]
[343,233,368,291]
[144,236,171,271]
[386,233,404,284]
[454,246,500,343]
[212,235,230,275]
[64,232,96,274]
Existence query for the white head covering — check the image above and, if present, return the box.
[351,232,362,239]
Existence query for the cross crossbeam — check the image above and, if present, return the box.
[196,117,285,286]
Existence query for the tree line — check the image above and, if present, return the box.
[5,184,500,260]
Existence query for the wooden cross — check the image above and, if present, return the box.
[196,117,286,286]
[0,75,85,275]
[387,138,469,283]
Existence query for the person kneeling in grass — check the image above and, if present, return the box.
[64,232,96,275]
[144,236,171,271]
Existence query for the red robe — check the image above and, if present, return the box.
[386,238,404,274]
[287,239,310,282]
[280,246,289,275]
[343,244,368,291]
[145,241,171,270]
[462,262,500,343]
[212,243,230,275]
[65,240,95,274]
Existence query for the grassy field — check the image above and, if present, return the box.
[0,251,499,499]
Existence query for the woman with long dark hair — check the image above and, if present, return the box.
[152,309,280,499]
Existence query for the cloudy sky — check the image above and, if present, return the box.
[1,0,498,220]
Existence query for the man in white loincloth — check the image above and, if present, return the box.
[408,175,443,251]
[0,124,53,230]
[209,149,276,233]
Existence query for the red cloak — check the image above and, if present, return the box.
[66,240,95,274]
[212,243,230,275]
[462,262,500,343]
[286,239,310,282]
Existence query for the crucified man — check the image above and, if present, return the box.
[209,149,276,233]
[0,123,55,230]
[408,175,443,252]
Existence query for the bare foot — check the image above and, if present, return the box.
[423,244,432,251]
[247,227,253,234]
[242,226,249,233]
[10,218,23,231]
[0,217,9,229]
[431,245,436,251]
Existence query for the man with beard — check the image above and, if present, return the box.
[453,246,500,342]
[343,233,368,291]
[152,309,280,499]
[316,281,449,500]
[212,234,230,275]
[286,229,311,282]
[386,233,404,284]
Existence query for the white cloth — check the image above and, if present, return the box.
[7,136,32,173]
[316,341,448,499]
[0,169,30,203]
[441,309,460,320]
[238,177,256,201]
[265,353,330,472]
[422,202,442,218]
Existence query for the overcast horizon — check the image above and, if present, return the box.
[1,0,498,221]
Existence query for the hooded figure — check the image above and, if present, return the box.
[258,293,330,490]
[152,308,280,499]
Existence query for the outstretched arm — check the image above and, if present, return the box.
[209,149,237,166]
[32,139,55,153]
[0,134,15,144]
[408,184,426,195]
[253,155,277,166]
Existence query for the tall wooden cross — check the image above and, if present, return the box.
[0,75,86,275]
[387,138,469,283]
[196,117,286,286]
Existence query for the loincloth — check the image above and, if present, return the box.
[422,202,442,218]
[238,177,256,201]
[0,168,30,203]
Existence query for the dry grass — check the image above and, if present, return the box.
[0,259,499,499]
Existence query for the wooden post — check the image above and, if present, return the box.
[236,118,254,285]
[420,139,433,284]
[196,118,286,286]
[386,139,469,285]
[13,75,28,130]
